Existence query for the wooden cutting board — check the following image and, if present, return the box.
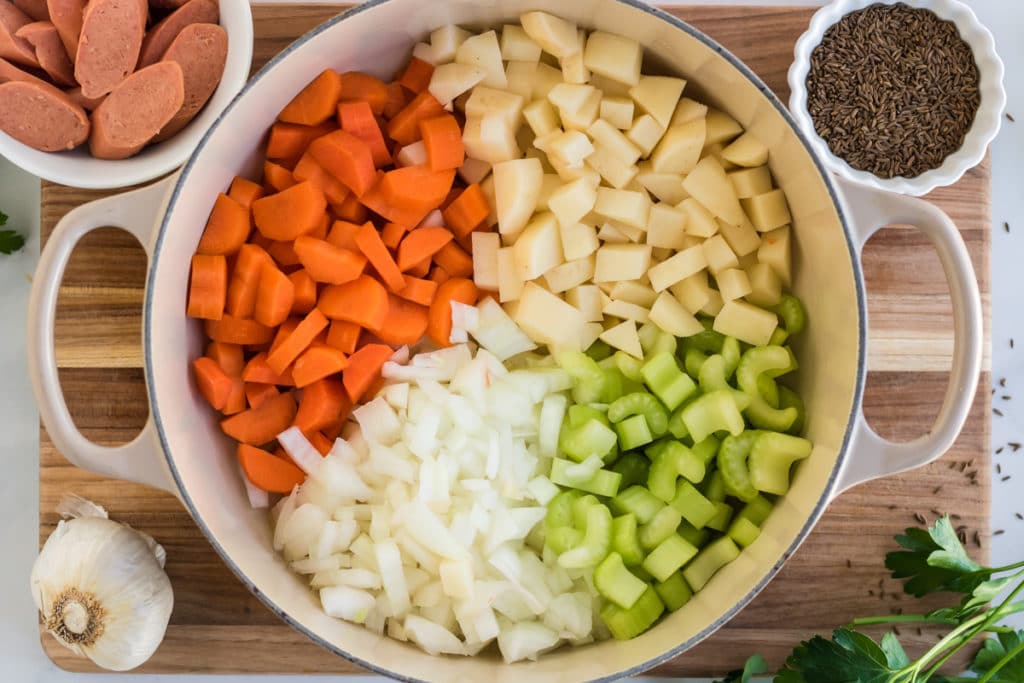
[38,4,992,677]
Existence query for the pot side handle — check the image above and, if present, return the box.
[27,175,180,495]
[833,179,984,497]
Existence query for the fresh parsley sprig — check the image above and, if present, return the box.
[0,210,25,255]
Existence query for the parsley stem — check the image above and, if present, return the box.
[850,614,958,627]
[976,637,1024,683]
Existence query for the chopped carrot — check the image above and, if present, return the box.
[353,221,405,292]
[205,315,274,345]
[270,317,300,354]
[289,269,317,314]
[255,263,295,327]
[266,308,329,375]
[427,277,478,347]
[310,212,331,240]
[339,72,388,115]
[187,254,227,320]
[395,275,437,307]
[407,256,431,278]
[326,220,362,251]
[334,193,369,223]
[245,382,279,408]
[318,275,390,331]
[266,120,337,160]
[278,69,343,126]
[433,241,474,278]
[379,165,455,214]
[267,240,302,267]
[193,357,234,410]
[294,377,350,433]
[238,443,306,492]
[343,343,393,403]
[293,235,367,284]
[263,160,296,192]
[420,115,464,171]
[442,183,489,238]
[228,176,265,209]
[308,431,333,456]
[399,57,434,94]
[222,379,247,415]
[242,352,295,386]
[253,181,327,241]
[338,100,392,168]
[375,294,429,346]
[359,179,431,227]
[322,417,346,441]
[384,81,408,118]
[197,193,250,256]
[325,320,361,354]
[396,226,454,271]
[221,392,297,446]
[309,129,377,197]
[429,265,450,284]
[292,151,351,205]
[206,341,244,374]
[293,345,349,387]
[381,221,408,250]
[387,90,445,145]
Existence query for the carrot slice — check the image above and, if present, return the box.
[221,392,297,446]
[266,308,329,375]
[278,69,343,126]
[399,57,434,94]
[379,165,455,213]
[289,269,317,314]
[267,240,302,267]
[309,129,376,197]
[205,316,274,345]
[334,192,369,223]
[395,275,438,307]
[263,160,296,192]
[197,194,250,255]
[245,382,279,409]
[325,320,361,354]
[430,265,450,284]
[339,72,388,115]
[193,357,234,410]
[242,352,295,386]
[374,294,429,346]
[238,443,306,492]
[267,120,337,160]
[228,176,266,209]
[338,100,392,168]
[292,151,351,205]
[442,183,490,238]
[293,235,367,284]
[255,263,295,327]
[407,256,431,278]
[420,115,464,172]
[310,212,331,240]
[270,317,301,354]
[326,220,362,251]
[384,80,408,119]
[187,254,227,320]
[253,181,327,240]
[294,377,351,434]
[427,277,478,347]
[359,179,432,227]
[353,221,405,292]
[308,431,333,456]
[343,343,393,403]
[387,90,445,145]
[206,341,244,374]
[381,222,408,250]
[433,241,473,278]
[318,275,390,331]
[396,226,454,271]
[293,345,349,387]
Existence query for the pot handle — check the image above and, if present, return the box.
[833,180,983,496]
[27,175,180,495]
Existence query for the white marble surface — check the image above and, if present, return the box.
[1,1,1021,680]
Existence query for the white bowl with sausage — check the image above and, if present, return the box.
[0,0,252,189]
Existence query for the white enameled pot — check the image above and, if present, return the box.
[27,1,984,681]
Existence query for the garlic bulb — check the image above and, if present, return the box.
[31,495,174,671]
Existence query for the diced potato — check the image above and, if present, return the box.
[585,143,639,189]
[457,157,491,186]
[647,244,707,292]
[701,287,724,316]
[626,114,666,156]
[546,130,594,168]
[412,42,436,65]
[610,220,646,243]
[521,11,580,58]
[550,155,601,184]
[649,291,704,337]
[651,118,706,174]
[742,189,792,231]
[594,188,650,228]
[465,87,524,129]
[513,212,563,280]
[670,97,708,126]
[704,108,744,145]
[646,202,689,249]
[566,284,604,322]
[670,271,712,314]
[728,166,773,199]
[737,250,759,270]
[582,31,642,86]
[549,83,601,131]
[543,255,596,293]
[721,132,768,167]
[757,225,791,286]
[493,157,543,238]
[480,173,499,229]
[430,25,472,62]
[497,247,525,302]
[463,113,520,163]
[713,300,777,346]
[560,221,601,261]
[588,119,641,166]
[717,218,761,257]
[682,156,747,226]
[523,99,560,137]
[679,197,719,238]
[636,164,687,204]
[589,72,632,97]
[594,243,652,282]
[505,61,537,100]
[470,231,502,292]
[600,96,635,130]
[609,280,658,308]
[600,319,643,358]
[701,142,736,171]
[581,322,604,351]
[680,234,704,249]
[561,30,590,84]
[548,178,598,228]
[630,76,686,129]
[652,246,673,261]
[501,24,541,62]
[717,268,752,301]
[603,300,650,325]
[535,173,563,211]
[597,222,629,243]
[702,234,739,275]
[532,62,565,100]
[513,282,589,351]
[429,63,486,106]
[456,31,507,89]
[396,140,428,167]
[745,262,783,307]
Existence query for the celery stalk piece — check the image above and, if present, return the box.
[550,458,622,497]
[568,404,609,428]
[683,347,708,380]
[611,485,665,524]
[638,505,682,550]
[642,533,699,582]
[607,392,670,437]
[595,552,648,609]
[771,294,806,335]
[611,452,649,489]
[677,520,710,548]
[768,327,789,346]
[614,350,644,382]
[558,351,609,404]
[681,326,724,354]
[682,536,740,591]
[654,571,692,611]
[727,516,761,548]
[717,431,759,502]
[705,501,734,532]
[616,413,655,450]
[778,385,806,435]
[757,373,781,408]
[736,345,798,431]
[697,353,730,393]
[701,469,727,503]
[667,405,690,439]
[547,526,585,554]
[648,441,706,502]
[558,502,613,569]
[641,351,697,411]
[560,418,619,462]
[601,367,626,403]
[611,513,646,566]
[546,489,582,529]
[721,336,741,379]
[748,432,812,495]
[736,494,773,526]
[572,494,601,528]
[586,339,614,361]
[680,390,745,442]
[601,585,665,640]
[670,480,717,529]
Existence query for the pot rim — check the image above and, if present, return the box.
[145,1,868,679]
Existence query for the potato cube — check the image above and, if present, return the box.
[585,143,639,189]
[600,96,635,130]
[704,108,744,145]
[646,203,689,249]
[429,62,486,106]
[679,197,719,238]
[523,99,560,137]
[652,246,673,262]
[670,271,711,314]
[566,284,604,322]
[412,42,436,65]
[463,114,520,163]
[472,232,501,290]
[651,118,706,174]
[549,178,598,227]
[745,262,782,307]
[497,247,525,302]
[501,24,541,62]
[430,25,472,62]
[649,291,704,337]
[737,250,759,270]
[521,11,580,59]
[742,189,792,231]
[532,62,564,100]
[701,288,724,316]
[713,300,777,346]
[702,234,739,275]
[757,225,791,286]
[630,76,686,128]
[493,157,543,238]
[561,30,590,84]
[396,140,428,167]
[594,243,652,282]
[627,114,666,156]
[609,280,657,308]
[543,255,596,293]
[513,212,563,280]
[560,221,601,261]
[536,173,564,211]
[480,173,499,230]
[597,221,629,243]
[721,132,768,168]
[636,164,687,204]
[504,61,537,100]
[549,83,601,130]
[514,282,588,351]
[465,87,524,129]
[456,31,507,89]
[600,319,643,358]
[670,97,708,126]
[546,129,594,168]
[717,217,761,257]
[682,156,747,226]
[582,31,642,86]
[550,155,602,184]
[647,244,707,292]
[588,119,642,166]
[680,234,704,249]
[611,220,646,243]
[717,268,752,301]
[590,72,632,97]
[603,299,650,325]
[594,188,650,228]
[728,166,772,199]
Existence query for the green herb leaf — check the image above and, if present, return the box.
[0,209,7,226]
[879,632,910,669]
[0,229,25,255]
[968,631,1024,682]
[775,628,901,683]
[886,516,988,598]
[713,654,768,683]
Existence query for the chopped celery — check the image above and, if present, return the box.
[611,452,650,489]
[698,354,729,393]
[601,585,665,640]
[560,419,618,462]
[681,326,724,353]
[642,533,699,582]
[551,459,622,497]
[638,505,683,550]
[631,564,655,583]
[757,373,781,408]
[614,350,644,382]
[547,526,584,554]
[705,501,734,532]
[737,494,774,526]
[648,441,705,502]
[572,494,601,527]
[670,481,717,529]
[654,571,693,611]
[597,355,618,370]
[691,435,722,465]
[680,390,745,443]
[546,490,582,529]
[558,351,609,404]
[748,432,812,495]
[682,536,740,591]
[586,339,614,360]
[667,405,689,439]
[558,502,613,569]
[595,552,648,609]
[644,438,669,459]
[568,404,609,428]
[728,516,761,548]
[639,322,678,356]
[611,485,665,524]
[616,413,655,450]
[642,353,697,412]
[717,431,760,502]
[778,385,806,435]
[771,294,806,335]
[621,376,646,396]
[601,367,626,403]
[768,327,789,346]
[735,346,798,432]
[608,392,669,437]
[701,469,727,503]
[683,347,708,380]
[612,513,646,566]
[721,336,741,378]
[677,520,711,548]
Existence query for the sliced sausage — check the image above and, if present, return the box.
[0,1,38,68]
[152,22,225,142]
[12,0,47,21]
[0,55,48,86]
[75,0,147,99]
[46,0,82,58]
[65,85,105,111]
[90,60,184,159]
[16,21,73,85]
[137,0,217,69]
[0,79,89,150]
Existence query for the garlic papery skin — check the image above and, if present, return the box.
[31,498,173,671]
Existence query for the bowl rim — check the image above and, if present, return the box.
[787,0,1006,197]
[145,1,868,679]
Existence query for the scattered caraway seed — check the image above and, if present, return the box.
[1015,513,1023,520]
[992,388,997,395]
[949,461,958,469]
[1000,377,1006,387]
[931,508,942,517]
[974,530,981,547]
[889,504,899,510]
[1002,395,1011,400]
[1009,112,1016,122]
[846,559,852,568]
[914,512,927,525]
[868,589,876,597]
[1011,338,1015,349]
[1005,222,1011,233]
[997,447,1004,455]
[997,464,1002,474]
[893,626,901,636]
[933,485,943,494]
[1002,476,1011,482]
[994,408,1004,417]
[961,461,969,472]
[916,627,923,636]
[951,513,962,520]
[1010,442,1021,451]
[993,530,1005,536]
